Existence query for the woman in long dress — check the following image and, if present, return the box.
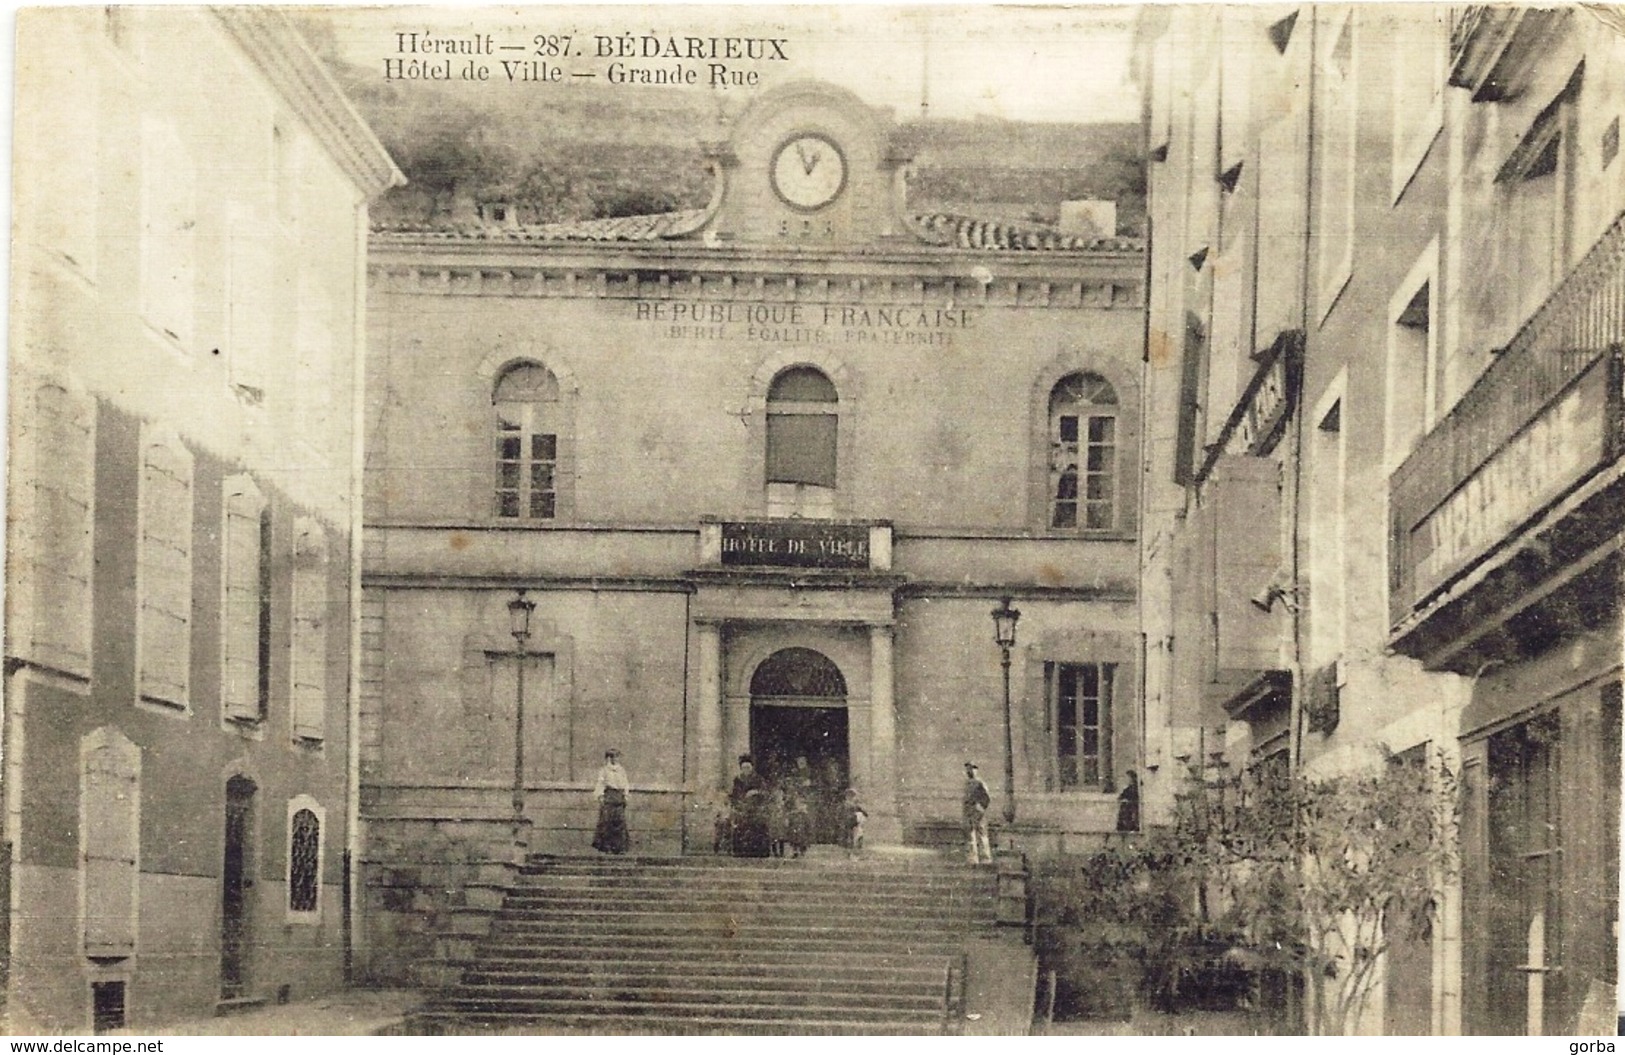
[592,749,631,854]
[729,755,771,858]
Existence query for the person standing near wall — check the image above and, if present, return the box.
[1115,770,1140,834]
[731,755,772,858]
[963,761,993,864]
[592,749,631,854]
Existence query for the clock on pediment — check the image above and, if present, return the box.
[706,81,906,244]
[769,132,847,212]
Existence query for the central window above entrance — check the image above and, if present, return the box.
[766,366,838,518]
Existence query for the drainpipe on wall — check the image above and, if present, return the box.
[1287,15,1317,778]
[1285,16,1318,1034]
[344,197,368,985]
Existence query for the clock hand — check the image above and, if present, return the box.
[796,142,820,176]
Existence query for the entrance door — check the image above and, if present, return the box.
[221,776,256,999]
[749,648,849,844]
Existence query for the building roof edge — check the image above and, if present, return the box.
[213,7,405,200]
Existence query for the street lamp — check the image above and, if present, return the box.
[507,591,536,828]
[991,597,1020,825]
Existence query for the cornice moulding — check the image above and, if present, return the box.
[213,7,404,200]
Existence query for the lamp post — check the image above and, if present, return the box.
[991,597,1020,825]
[507,591,536,831]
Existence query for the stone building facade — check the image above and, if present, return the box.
[5,8,399,1030]
[358,82,1146,982]
[1135,4,1622,1035]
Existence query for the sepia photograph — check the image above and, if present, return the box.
[3,1,1622,1038]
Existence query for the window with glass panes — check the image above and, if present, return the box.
[1049,373,1118,530]
[493,364,559,520]
[288,807,320,914]
[1048,661,1113,788]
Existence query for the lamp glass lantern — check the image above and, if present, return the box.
[507,592,536,644]
[991,599,1020,648]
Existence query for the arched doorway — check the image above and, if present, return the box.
[221,775,257,999]
[749,647,849,844]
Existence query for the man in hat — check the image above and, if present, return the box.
[963,761,993,864]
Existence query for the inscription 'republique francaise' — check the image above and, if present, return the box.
[634,300,978,348]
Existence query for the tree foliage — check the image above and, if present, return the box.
[1163,749,1460,1034]
[1033,748,1459,1032]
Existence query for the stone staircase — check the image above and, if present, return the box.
[414,851,999,1034]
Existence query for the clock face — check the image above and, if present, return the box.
[770,133,847,212]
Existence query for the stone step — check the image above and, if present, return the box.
[513,874,991,895]
[407,1010,942,1035]
[458,946,949,970]
[424,853,990,1034]
[459,965,945,988]
[507,891,988,911]
[494,903,981,923]
[524,859,985,875]
[525,853,970,871]
[497,905,992,926]
[507,884,988,903]
[475,935,968,959]
[445,984,944,1010]
[491,909,983,931]
[431,994,946,1022]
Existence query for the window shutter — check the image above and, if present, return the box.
[223,478,264,721]
[82,729,140,958]
[1173,312,1207,485]
[18,381,96,677]
[291,518,327,741]
[138,431,193,706]
[766,413,837,487]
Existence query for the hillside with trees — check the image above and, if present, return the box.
[297,20,1144,233]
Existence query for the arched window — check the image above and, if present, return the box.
[1049,373,1118,530]
[493,363,559,520]
[288,806,320,915]
[765,366,838,518]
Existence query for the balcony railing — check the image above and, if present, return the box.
[1390,210,1625,626]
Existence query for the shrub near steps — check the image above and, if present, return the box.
[417,851,997,1035]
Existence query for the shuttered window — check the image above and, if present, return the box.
[9,378,95,677]
[765,366,839,517]
[82,729,140,958]
[290,518,327,741]
[223,476,268,723]
[137,427,193,709]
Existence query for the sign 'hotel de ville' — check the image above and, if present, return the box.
[5,3,1622,1038]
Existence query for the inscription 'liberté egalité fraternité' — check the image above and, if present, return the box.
[635,301,979,348]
